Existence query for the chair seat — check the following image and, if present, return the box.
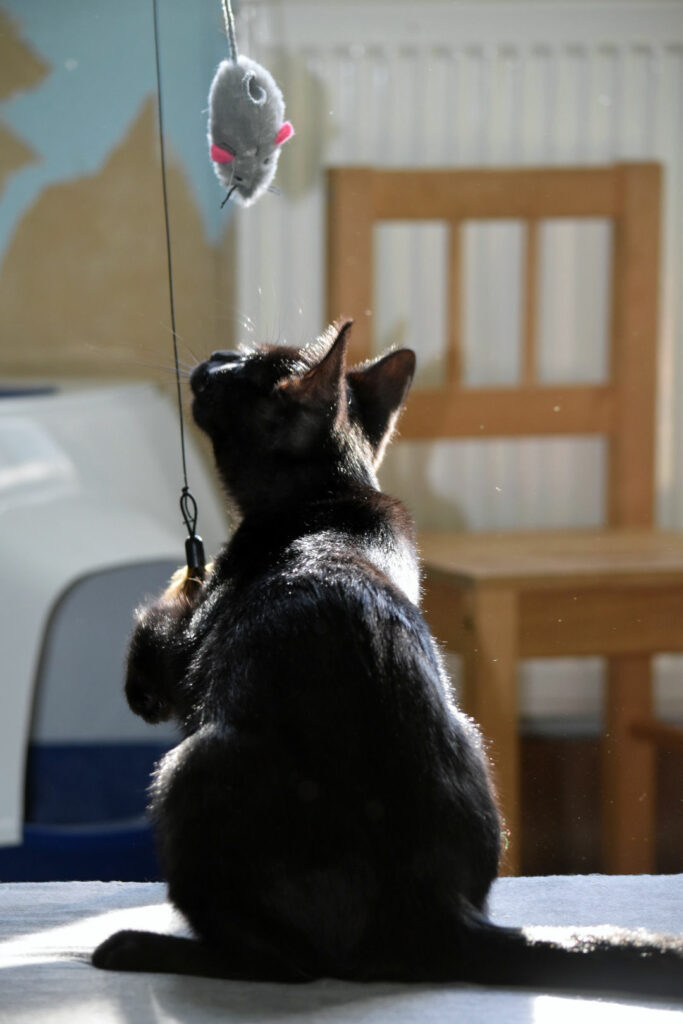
[418,527,682,874]
[419,528,683,589]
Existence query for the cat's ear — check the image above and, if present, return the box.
[348,348,416,463]
[286,320,352,408]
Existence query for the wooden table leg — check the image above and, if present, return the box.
[462,585,520,875]
[603,654,655,873]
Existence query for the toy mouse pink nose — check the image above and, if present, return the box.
[211,143,234,164]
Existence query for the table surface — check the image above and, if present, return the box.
[0,874,681,1023]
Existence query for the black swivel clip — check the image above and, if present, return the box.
[180,487,205,576]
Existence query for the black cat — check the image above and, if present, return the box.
[93,322,682,997]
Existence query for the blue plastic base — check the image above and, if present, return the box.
[0,741,175,881]
[0,819,162,882]
[25,742,174,824]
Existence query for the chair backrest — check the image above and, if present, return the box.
[326,163,661,527]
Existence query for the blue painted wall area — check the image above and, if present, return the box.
[0,0,231,263]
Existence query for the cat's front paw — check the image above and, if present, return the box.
[92,930,149,972]
[125,666,172,723]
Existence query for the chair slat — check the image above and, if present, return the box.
[370,166,623,220]
[399,385,616,438]
[607,164,661,527]
[522,220,539,385]
[446,221,463,386]
[327,168,373,361]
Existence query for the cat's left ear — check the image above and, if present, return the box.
[287,320,352,407]
[348,348,416,462]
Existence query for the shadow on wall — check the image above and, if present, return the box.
[273,51,331,202]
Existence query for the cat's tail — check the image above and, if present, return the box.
[415,903,683,1000]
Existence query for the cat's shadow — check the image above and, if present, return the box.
[142,973,541,1021]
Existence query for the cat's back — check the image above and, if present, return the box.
[199,491,457,758]
[218,492,426,662]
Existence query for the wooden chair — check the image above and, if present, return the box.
[327,162,683,875]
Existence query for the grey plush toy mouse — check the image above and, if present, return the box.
[208,1,294,207]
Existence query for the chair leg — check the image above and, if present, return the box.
[602,654,656,874]
[462,585,520,875]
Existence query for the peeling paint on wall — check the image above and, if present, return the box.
[0,0,228,257]
[0,0,238,381]
[0,11,47,196]
[0,97,236,377]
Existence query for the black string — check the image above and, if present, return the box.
[151,0,202,549]
[180,489,198,539]
[221,0,238,61]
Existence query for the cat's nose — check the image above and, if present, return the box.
[190,363,210,394]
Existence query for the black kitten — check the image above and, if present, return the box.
[93,322,682,997]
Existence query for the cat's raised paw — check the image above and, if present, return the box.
[125,670,172,723]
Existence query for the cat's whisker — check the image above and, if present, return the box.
[110,339,196,378]
[210,308,257,340]
[178,340,202,364]
[234,313,256,336]
[155,324,202,369]
[174,351,199,371]
[115,356,190,376]
[174,358,197,373]
[159,323,188,348]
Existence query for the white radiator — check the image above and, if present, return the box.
[234,1,683,721]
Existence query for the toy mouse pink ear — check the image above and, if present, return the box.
[274,121,294,146]
[211,143,234,164]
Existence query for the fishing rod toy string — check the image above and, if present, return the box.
[151,0,200,547]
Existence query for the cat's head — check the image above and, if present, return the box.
[190,321,415,512]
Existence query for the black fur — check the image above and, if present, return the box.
[93,322,683,999]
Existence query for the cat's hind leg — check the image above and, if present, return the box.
[92,929,314,982]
